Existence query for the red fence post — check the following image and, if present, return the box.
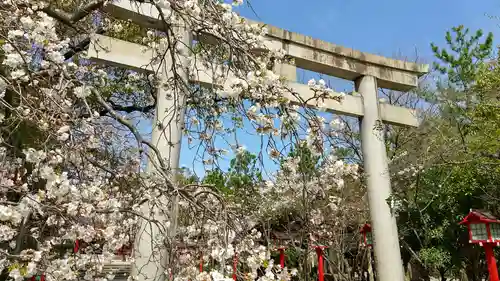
[73,240,79,253]
[232,253,238,281]
[484,243,500,281]
[200,252,203,273]
[313,246,328,281]
[278,247,286,269]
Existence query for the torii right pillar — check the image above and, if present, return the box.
[356,75,405,281]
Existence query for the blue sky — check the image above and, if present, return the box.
[175,0,500,177]
[237,0,499,62]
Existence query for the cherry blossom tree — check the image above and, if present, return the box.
[0,1,356,281]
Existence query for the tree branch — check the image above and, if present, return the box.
[71,1,104,22]
[64,28,105,60]
[99,101,156,116]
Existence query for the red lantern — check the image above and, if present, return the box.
[360,224,373,247]
[31,275,45,281]
[116,244,132,261]
[459,210,500,281]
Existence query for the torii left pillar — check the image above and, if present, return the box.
[131,26,192,281]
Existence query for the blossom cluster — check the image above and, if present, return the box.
[0,0,360,280]
[254,152,359,244]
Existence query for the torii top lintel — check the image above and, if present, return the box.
[89,1,428,128]
[102,0,429,92]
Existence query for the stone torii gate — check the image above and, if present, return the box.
[87,2,428,281]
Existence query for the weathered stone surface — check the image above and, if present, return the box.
[88,34,156,72]
[259,21,427,73]
[88,35,418,127]
[103,0,428,91]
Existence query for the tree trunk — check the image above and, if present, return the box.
[367,249,375,281]
[439,268,447,281]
